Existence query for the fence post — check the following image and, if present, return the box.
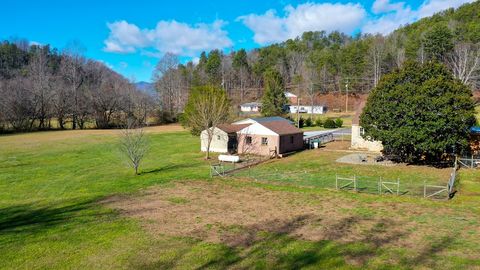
[354,175,357,191]
[335,174,338,190]
[472,155,474,169]
[423,181,426,198]
[378,177,382,194]
[397,178,400,195]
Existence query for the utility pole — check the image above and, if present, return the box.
[345,80,349,113]
[297,96,300,127]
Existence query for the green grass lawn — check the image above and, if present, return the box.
[1,129,479,269]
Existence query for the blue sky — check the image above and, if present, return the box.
[1,0,473,82]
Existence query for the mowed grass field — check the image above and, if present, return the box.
[1,126,480,269]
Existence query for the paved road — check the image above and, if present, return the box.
[332,128,351,135]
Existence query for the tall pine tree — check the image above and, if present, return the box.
[261,68,288,117]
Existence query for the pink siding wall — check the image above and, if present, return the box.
[278,133,304,154]
[237,134,279,156]
[236,133,304,156]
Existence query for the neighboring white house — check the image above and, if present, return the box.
[284,91,297,102]
[240,92,297,113]
[351,101,383,152]
[289,105,325,114]
[284,92,297,98]
[240,102,262,112]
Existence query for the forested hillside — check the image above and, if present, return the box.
[0,41,154,132]
[154,1,480,117]
[1,1,479,132]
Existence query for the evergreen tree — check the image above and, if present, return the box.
[261,68,288,116]
[205,50,222,85]
[422,25,454,61]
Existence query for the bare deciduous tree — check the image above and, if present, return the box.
[446,43,480,89]
[153,53,181,115]
[183,85,230,159]
[370,36,385,87]
[60,51,85,129]
[120,122,149,175]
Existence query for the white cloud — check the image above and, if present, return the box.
[372,0,405,14]
[237,2,367,44]
[363,2,413,34]
[103,19,232,57]
[191,57,200,65]
[364,0,475,34]
[417,0,474,18]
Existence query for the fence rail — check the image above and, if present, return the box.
[458,156,480,169]
[225,156,460,200]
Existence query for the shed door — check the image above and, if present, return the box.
[228,135,238,153]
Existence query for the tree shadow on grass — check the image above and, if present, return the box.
[0,199,99,244]
[140,163,200,175]
[135,214,457,269]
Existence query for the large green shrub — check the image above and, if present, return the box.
[305,117,313,127]
[323,119,337,129]
[361,61,476,163]
[335,118,343,128]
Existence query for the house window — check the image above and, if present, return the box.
[261,137,268,145]
[246,136,252,144]
[217,135,221,140]
[290,136,294,144]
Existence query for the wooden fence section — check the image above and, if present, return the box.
[335,175,356,190]
[458,156,480,169]
[336,174,400,195]
[379,177,400,195]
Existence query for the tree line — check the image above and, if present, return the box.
[0,40,154,133]
[153,1,480,119]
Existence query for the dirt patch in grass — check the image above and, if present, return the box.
[103,180,480,265]
[322,140,351,151]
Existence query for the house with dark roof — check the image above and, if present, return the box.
[200,117,304,156]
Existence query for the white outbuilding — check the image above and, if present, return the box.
[350,101,383,152]
[289,105,325,114]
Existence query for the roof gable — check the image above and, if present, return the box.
[216,123,251,133]
[237,122,278,136]
[260,121,303,135]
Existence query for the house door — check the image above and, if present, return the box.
[227,135,238,154]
